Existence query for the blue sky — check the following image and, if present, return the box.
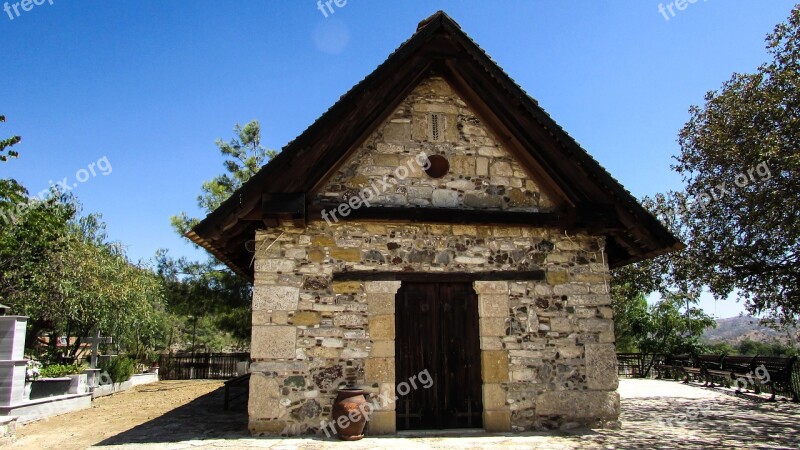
[1,0,796,318]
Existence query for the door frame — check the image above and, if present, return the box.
[394,281,483,430]
[363,280,512,435]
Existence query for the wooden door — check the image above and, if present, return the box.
[395,282,483,430]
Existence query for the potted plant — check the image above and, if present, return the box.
[147,350,160,374]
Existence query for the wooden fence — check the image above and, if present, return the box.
[158,352,249,380]
[616,353,666,378]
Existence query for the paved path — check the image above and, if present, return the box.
[11,379,800,449]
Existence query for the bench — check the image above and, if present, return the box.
[704,355,753,389]
[751,356,798,402]
[655,354,690,380]
[682,355,724,385]
[694,354,798,402]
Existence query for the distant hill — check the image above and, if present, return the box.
[702,316,793,345]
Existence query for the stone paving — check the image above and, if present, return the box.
[82,379,800,450]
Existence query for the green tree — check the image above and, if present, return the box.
[672,6,800,324]
[156,251,251,349]
[165,120,278,349]
[0,115,21,162]
[0,188,166,362]
[172,120,276,235]
[637,294,716,376]
[736,338,798,356]
[612,7,800,348]
[612,291,648,353]
[706,341,736,356]
[610,195,712,357]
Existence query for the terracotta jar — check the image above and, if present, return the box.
[332,388,369,440]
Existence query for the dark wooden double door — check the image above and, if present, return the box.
[395,282,483,430]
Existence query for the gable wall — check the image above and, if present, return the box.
[313,77,556,213]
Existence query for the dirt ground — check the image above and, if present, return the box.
[8,379,800,449]
[10,380,248,450]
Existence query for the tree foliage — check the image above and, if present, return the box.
[172,120,276,235]
[0,115,21,162]
[165,120,278,348]
[156,250,251,349]
[1,172,165,362]
[671,6,800,323]
[735,338,799,356]
[611,6,800,351]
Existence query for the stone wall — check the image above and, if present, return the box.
[312,77,556,213]
[248,222,620,435]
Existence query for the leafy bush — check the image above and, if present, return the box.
[39,363,87,378]
[99,357,136,383]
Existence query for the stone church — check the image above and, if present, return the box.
[188,11,680,435]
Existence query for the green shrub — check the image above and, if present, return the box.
[99,357,136,383]
[39,363,87,378]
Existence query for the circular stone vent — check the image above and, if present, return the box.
[424,155,450,178]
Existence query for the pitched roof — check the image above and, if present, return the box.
[188,11,683,281]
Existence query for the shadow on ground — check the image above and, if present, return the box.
[96,385,249,445]
[575,395,800,449]
[93,380,800,449]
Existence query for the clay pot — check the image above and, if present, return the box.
[332,388,369,440]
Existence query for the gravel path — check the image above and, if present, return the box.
[9,379,800,449]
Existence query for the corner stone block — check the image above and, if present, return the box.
[252,310,271,326]
[478,294,509,318]
[480,317,507,337]
[378,383,396,411]
[368,410,397,435]
[368,315,395,340]
[251,325,296,360]
[370,340,395,358]
[585,343,619,390]
[367,294,395,316]
[473,281,509,294]
[249,361,307,374]
[365,358,394,383]
[483,410,511,432]
[482,383,507,410]
[253,286,299,311]
[365,281,402,294]
[248,397,284,421]
[248,373,283,419]
[481,350,509,383]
